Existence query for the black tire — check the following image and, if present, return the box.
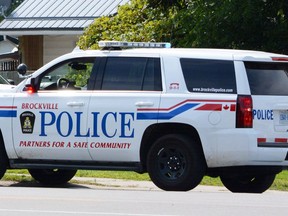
[28,169,77,185]
[0,145,7,179]
[220,174,276,193]
[147,134,206,191]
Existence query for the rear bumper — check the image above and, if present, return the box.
[207,165,283,178]
[257,138,288,148]
[201,128,288,168]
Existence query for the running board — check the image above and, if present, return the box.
[9,159,144,173]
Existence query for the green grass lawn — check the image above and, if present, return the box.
[3,169,288,191]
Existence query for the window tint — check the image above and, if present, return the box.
[180,59,236,94]
[245,62,288,95]
[101,57,162,91]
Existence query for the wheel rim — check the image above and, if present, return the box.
[157,147,187,180]
[43,169,59,175]
[238,176,255,184]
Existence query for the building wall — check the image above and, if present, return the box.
[19,35,79,71]
[43,35,79,64]
[20,35,43,71]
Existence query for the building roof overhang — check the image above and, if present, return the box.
[0,0,129,36]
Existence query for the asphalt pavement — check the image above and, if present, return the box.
[0,173,227,192]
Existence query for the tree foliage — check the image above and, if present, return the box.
[147,0,188,10]
[0,0,24,21]
[78,0,288,54]
[171,0,288,53]
[78,0,172,50]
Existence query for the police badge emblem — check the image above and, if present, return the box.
[20,111,35,134]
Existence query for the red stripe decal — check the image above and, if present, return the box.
[137,99,236,111]
[196,104,222,111]
[257,138,266,143]
[275,138,288,143]
[0,106,17,109]
[230,104,236,111]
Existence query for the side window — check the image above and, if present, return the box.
[180,58,237,94]
[101,57,162,91]
[38,58,95,91]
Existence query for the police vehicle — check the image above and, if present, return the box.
[0,41,288,193]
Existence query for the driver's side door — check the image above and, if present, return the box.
[12,57,96,161]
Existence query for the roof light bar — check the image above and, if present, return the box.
[99,41,171,49]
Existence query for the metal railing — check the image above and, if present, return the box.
[0,59,19,71]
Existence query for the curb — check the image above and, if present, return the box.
[72,177,228,192]
[72,177,158,190]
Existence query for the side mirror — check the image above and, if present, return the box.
[24,78,37,93]
[17,63,28,75]
[69,62,87,70]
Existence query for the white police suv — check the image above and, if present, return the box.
[0,41,288,193]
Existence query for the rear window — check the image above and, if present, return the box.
[245,62,288,95]
[180,59,237,94]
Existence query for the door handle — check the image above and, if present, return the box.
[135,101,154,107]
[67,102,85,107]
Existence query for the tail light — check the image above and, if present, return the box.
[236,95,253,128]
[271,57,288,61]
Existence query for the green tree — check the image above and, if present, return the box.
[78,0,173,50]
[0,0,24,21]
[7,0,24,14]
[147,0,187,10]
[149,0,288,53]
[79,0,288,54]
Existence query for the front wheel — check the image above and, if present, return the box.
[0,145,8,179]
[220,174,276,193]
[28,169,77,186]
[147,134,206,191]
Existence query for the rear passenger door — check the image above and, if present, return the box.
[87,56,162,162]
[159,56,238,161]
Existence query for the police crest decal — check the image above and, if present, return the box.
[20,111,35,134]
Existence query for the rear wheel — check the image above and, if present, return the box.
[147,134,206,191]
[28,169,77,185]
[220,174,276,193]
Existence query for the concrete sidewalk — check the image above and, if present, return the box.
[72,176,228,192]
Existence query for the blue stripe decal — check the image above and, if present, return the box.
[0,110,17,117]
[137,103,199,120]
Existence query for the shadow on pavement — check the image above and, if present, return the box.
[0,180,91,189]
